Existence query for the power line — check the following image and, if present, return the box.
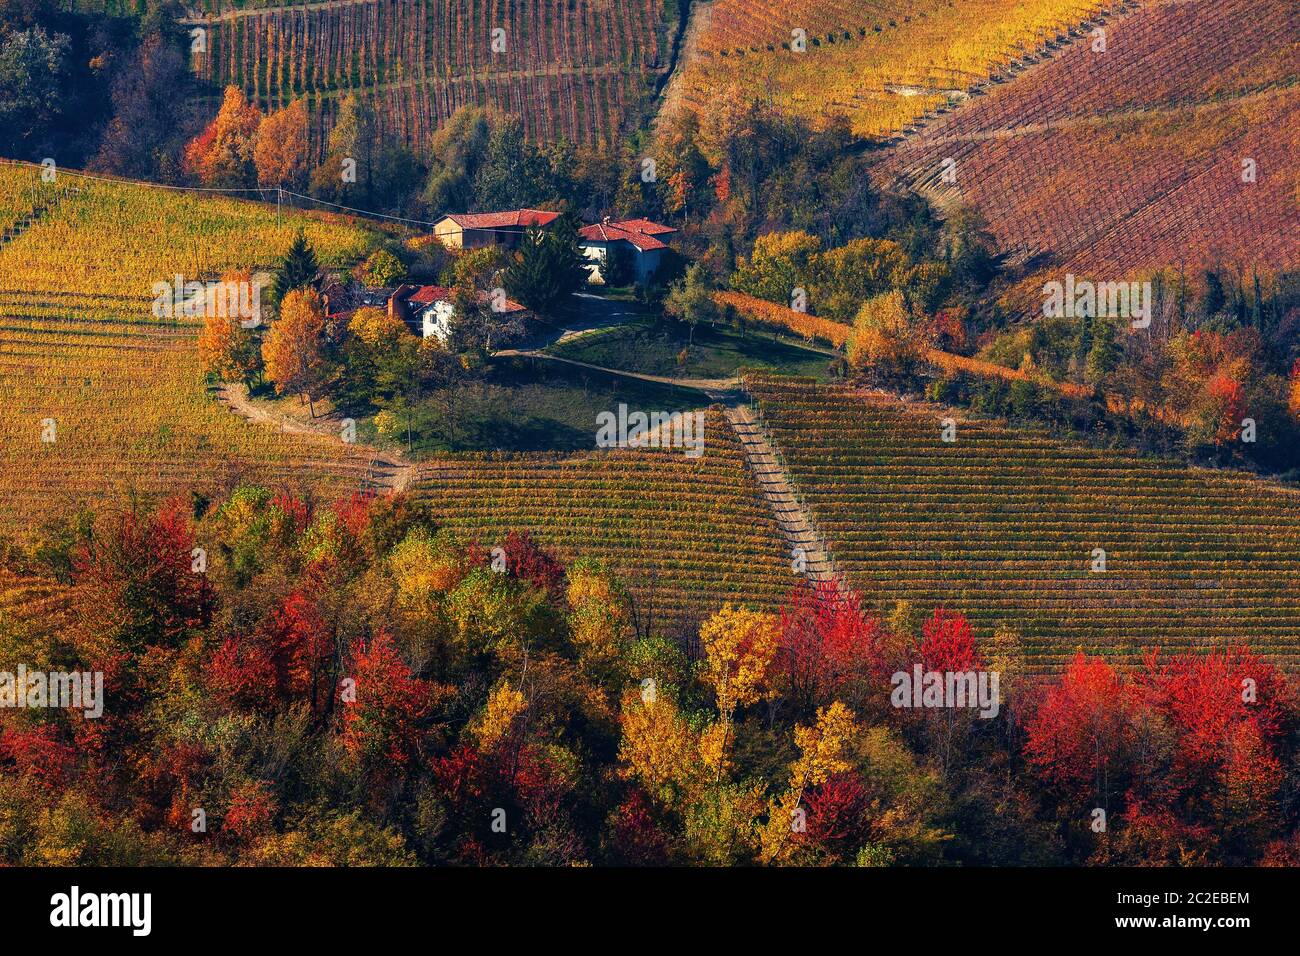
[0,158,577,239]
[0,158,426,227]
[280,189,442,228]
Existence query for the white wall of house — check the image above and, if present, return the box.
[579,240,665,285]
[581,242,610,283]
[421,300,456,345]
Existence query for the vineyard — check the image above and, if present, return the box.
[411,409,794,634]
[746,375,1300,673]
[672,0,1114,139]
[0,163,376,539]
[884,0,1300,304]
[183,0,674,153]
[0,165,367,307]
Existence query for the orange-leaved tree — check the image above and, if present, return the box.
[184,85,263,187]
[262,288,326,415]
[254,99,310,190]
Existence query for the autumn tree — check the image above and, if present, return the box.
[565,557,630,680]
[356,248,405,288]
[94,30,190,180]
[197,270,263,385]
[254,99,310,190]
[847,289,928,375]
[760,701,860,864]
[262,287,327,414]
[198,311,260,386]
[653,109,712,220]
[72,498,210,655]
[698,604,778,778]
[617,688,705,808]
[208,591,334,716]
[730,230,821,307]
[776,581,884,715]
[502,530,565,598]
[183,85,262,187]
[341,629,431,773]
[1023,653,1137,862]
[1126,648,1289,863]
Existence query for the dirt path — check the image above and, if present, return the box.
[216,382,417,493]
[725,404,842,586]
[654,0,712,129]
[0,183,79,250]
[181,0,377,24]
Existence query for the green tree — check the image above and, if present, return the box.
[601,243,636,288]
[273,230,320,304]
[310,94,376,204]
[1085,318,1119,385]
[663,262,718,345]
[473,114,552,210]
[357,248,406,288]
[0,26,69,155]
[423,107,491,212]
[504,213,590,315]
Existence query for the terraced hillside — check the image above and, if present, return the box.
[0,162,375,540]
[672,0,1113,139]
[747,376,1300,673]
[412,408,794,635]
[184,0,674,153]
[884,0,1300,305]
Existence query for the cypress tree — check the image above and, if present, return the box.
[274,230,320,303]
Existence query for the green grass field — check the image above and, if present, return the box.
[547,315,835,382]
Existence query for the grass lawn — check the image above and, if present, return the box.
[358,357,709,455]
[547,314,835,381]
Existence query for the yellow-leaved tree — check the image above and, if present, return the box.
[760,701,861,864]
[566,558,631,682]
[617,688,705,807]
[262,288,326,415]
[475,681,528,752]
[847,289,927,374]
[197,269,262,385]
[698,604,778,779]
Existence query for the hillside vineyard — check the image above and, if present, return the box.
[186,0,673,153]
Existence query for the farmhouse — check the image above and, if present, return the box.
[578,217,677,284]
[431,209,560,250]
[390,284,529,346]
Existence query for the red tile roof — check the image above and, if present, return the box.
[440,209,560,230]
[406,285,452,305]
[578,218,677,252]
[406,285,527,313]
[607,218,677,236]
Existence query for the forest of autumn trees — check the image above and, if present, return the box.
[1,489,1297,866]
[184,86,310,190]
